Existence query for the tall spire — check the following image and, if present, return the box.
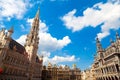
[25,8,40,62]
[35,7,40,19]
[96,37,102,52]
[25,8,40,47]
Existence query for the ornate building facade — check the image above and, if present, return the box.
[42,63,81,80]
[0,9,43,80]
[81,65,95,80]
[93,32,120,80]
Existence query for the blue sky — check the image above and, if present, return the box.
[0,0,120,70]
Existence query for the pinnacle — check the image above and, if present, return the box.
[8,26,14,33]
[35,7,40,19]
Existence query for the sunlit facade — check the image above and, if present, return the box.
[93,33,120,80]
[0,9,43,80]
[42,63,81,80]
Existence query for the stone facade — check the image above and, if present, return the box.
[93,32,120,80]
[82,69,91,80]
[0,9,43,80]
[42,63,81,80]
[81,65,95,80]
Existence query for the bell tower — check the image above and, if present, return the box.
[25,9,40,62]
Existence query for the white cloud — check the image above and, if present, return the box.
[43,55,78,65]
[0,0,30,20]
[61,1,120,40]
[39,33,71,52]
[16,35,26,45]
[108,0,120,3]
[16,19,75,64]
[97,31,110,40]
[39,32,72,64]
[40,51,51,58]
[52,55,76,62]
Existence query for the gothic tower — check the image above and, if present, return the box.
[96,37,104,66]
[96,37,103,52]
[25,9,40,62]
[0,27,13,67]
[0,27,14,50]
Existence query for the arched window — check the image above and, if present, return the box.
[115,76,118,80]
[115,64,119,72]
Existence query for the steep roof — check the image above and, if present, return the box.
[9,39,25,54]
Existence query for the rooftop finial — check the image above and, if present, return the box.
[96,37,100,43]
[110,38,113,43]
[116,32,119,40]
[8,26,14,33]
[35,7,40,19]
[96,37,103,52]
[48,62,52,67]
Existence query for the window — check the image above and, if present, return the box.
[116,64,119,72]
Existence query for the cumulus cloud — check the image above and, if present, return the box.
[61,1,120,40]
[43,55,78,64]
[39,33,71,52]
[0,0,30,20]
[16,35,26,45]
[16,19,75,64]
